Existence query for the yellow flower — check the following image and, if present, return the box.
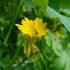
[15,17,49,38]
[15,17,49,57]
[55,31,60,39]
[34,17,49,37]
[15,17,36,38]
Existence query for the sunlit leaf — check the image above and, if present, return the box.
[47,7,70,32]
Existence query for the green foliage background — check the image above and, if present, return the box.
[0,0,70,70]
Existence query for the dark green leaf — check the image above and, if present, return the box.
[32,0,48,10]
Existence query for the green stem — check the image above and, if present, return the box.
[4,24,13,45]
[38,52,48,70]
[3,0,23,45]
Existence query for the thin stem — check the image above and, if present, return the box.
[38,52,48,70]
[35,46,48,70]
[4,24,13,45]
[3,0,23,45]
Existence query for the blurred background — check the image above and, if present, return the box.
[0,0,70,70]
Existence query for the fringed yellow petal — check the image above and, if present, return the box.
[15,18,36,37]
[34,18,48,37]
[15,17,49,38]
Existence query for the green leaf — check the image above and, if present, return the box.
[23,0,34,8]
[23,63,33,70]
[17,34,25,46]
[49,0,70,10]
[65,43,70,70]
[52,43,70,70]
[32,0,48,10]
[60,8,70,16]
[47,7,70,32]
[52,39,63,56]
[0,45,6,58]
[53,50,67,70]
[44,35,51,47]
[44,33,63,56]
[0,58,12,69]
